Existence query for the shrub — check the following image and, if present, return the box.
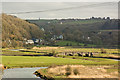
[101,48,106,54]
[62,56,65,58]
[72,57,76,59]
[49,64,57,68]
[65,66,71,76]
[73,68,79,75]
[65,72,71,76]
[48,53,54,56]
[66,66,71,72]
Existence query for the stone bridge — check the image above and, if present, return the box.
[57,52,99,57]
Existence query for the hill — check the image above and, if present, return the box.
[2,14,43,48]
[27,18,118,48]
[2,14,118,48]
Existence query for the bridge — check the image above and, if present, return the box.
[57,52,99,57]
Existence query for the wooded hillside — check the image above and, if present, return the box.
[27,18,118,48]
[2,14,118,48]
[2,14,43,48]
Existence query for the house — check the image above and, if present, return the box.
[60,22,63,24]
[39,39,43,42]
[88,37,90,40]
[41,28,45,31]
[50,35,64,41]
[58,35,63,40]
[48,22,50,24]
[35,39,39,43]
[51,38,55,41]
[51,35,57,40]
[26,40,34,44]
[34,39,44,45]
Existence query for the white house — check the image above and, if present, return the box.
[41,28,45,31]
[26,40,34,44]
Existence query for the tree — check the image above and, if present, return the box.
[106,17,110,20]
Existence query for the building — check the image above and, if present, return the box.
[60,22,63,24]
[26,40,34,44]
[58,35,63,40]
[35,39,39,43]
[41,28,45,31]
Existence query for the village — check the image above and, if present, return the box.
[24,34,64,46]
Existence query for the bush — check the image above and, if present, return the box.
[65,66,71,76]
[49,64,57,68]
[65,72,71,76]
[47,53,54,56]
[73,68,79,75]
[101,48,106,54]
[72,57,76,59]
[66,66,71,72]
[62,56,65,58]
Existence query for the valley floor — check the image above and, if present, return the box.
[1,47,119,79]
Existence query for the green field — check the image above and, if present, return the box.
[2,47,119,68]
[55,40,96,47]
[55,40,80,46]
[2,56,118,68]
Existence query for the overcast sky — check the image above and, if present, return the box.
[2,2,118,19]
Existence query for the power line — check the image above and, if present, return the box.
[7,2,114,14]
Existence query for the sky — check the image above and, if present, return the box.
[1,0,119,2]
[2,2,118,19]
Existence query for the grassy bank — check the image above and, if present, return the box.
[2,56,118,68]
[36,65,119,79]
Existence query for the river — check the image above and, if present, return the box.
[110,59,120,61]
[2,67,47,78]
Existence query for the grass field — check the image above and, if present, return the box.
[2,56,118,68]
[2,47,119,68]
[55,40,96,47]
[55,40,81,46]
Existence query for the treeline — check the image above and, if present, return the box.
[2,14,44,48]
